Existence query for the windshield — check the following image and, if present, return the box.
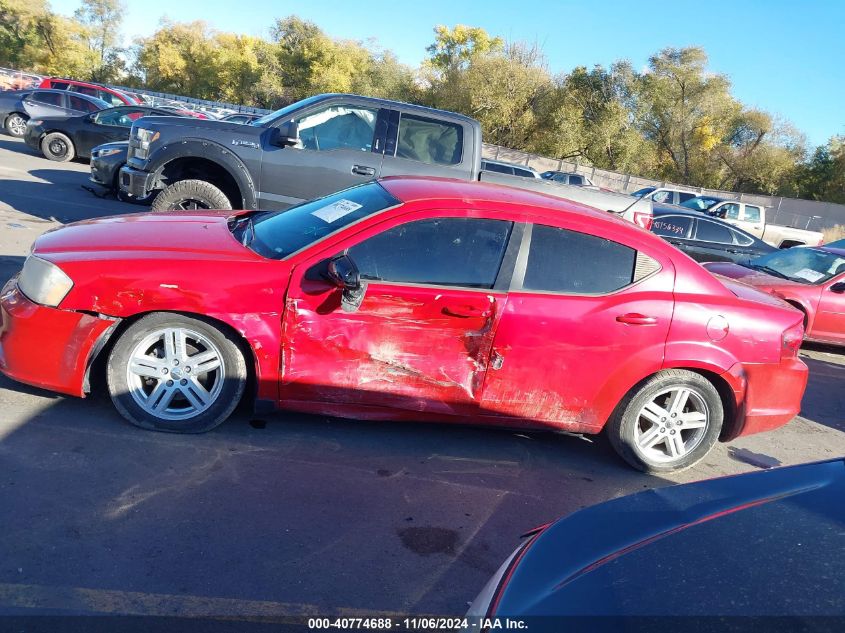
[245,182,400,259]
[749,248,845,284]
[681,196,722,211]
[250,95,327,127]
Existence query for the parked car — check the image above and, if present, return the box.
[703,245,845,346]
[24,105,180,162]
[826,237,845,249]
[632,185,698,205]
[37,78,138,107]
[540,171,596,188]
[662,196,825,249]
[467,458,845,624]
[481,159,541,179]
[0,178,807,472]
[220,112,262,125]
[156,105,210,119]
[89,141,155,204]
[0,89,109,138]
[651,208,776,263]
[118,92,653,228]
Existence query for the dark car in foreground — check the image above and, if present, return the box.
[469,458,845,627]
[0,178,808,472]
[24,105,180,162]
[651,208,775,263]
[1,89,108,137]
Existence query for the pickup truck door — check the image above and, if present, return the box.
[739,204,765,236]
[812,273,845,343]
[377,109,470,180]
[257,102,388,210]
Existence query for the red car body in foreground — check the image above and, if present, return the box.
[0,178,808,471]
[704,246,845,346]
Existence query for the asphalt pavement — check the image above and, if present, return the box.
[0,136,843,620]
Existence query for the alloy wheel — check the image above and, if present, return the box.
[633,387,709,463]
[7,115,26,136]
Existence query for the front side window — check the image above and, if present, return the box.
[720,203,741,220]
[513,167,535,178]
[50,81,70,89]
[523,224,637,294]
[652,190,671,204]
[71,84,98,98]
[95,107,144,126]
[652,215,692,238]
[295,104,378,152]
[744,205,762,223]
[396,113,463,165]
[348,217,512,288]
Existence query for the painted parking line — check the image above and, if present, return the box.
[0,582,407,618]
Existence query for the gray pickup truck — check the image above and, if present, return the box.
[119,93,652,227]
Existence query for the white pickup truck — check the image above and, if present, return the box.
[670,196,824,249]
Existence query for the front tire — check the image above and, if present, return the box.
[41,132,75,162]
[150,179,232,212]
[607,369,723,473]
[5,112,27,137]
[107,313,247,433]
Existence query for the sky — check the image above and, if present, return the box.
[51,0,845,147]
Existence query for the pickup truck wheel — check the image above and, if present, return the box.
[41,132,75,162]
[607,369,723,473]
[150,179,232,212]
[5,113,28,137]
[107,313,247,433]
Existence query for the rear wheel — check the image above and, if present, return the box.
[5,112,27,137]
[150,179,232,212]
[41,132,75,162]
[107,313,247,433]
[607,370,723,473]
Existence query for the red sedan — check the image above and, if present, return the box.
[704,246,845,346]
[0,178,808,472]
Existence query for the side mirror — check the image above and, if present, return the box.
[830,281,845,294]
[273,120,299,147]
[327,254,366,312]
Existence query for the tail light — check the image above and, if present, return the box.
[633,211,654,231]
[781,322,804,359]
[818,236,825,246]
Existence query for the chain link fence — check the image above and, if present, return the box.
[483,144,845,232]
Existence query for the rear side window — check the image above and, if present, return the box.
[523,224,637,294]
[744,205,762,223]
[652,216,692,238]
[68,95,100,113]
[348,218,512,288]
[568,175,583,186]
[513,167,535,178]
[732,229,754,246]
[483,162,512,175]
[50,81,70,90]
[31,91,64,106]
[695,219,734,244]
[396,114,463,165]
[678,192,696,203]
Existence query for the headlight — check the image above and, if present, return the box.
[132,127,159,159]
[95,147,123,158]
[17,256,74,307]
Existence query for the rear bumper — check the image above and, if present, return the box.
[0,279,117,397]
[23,126,42,151]
[118,165,155,198]
[721,358,809,440]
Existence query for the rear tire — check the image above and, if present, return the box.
[41,132,75,162]
[107,313,247,433]
[607,369,723,473]
[5,112,27,137]
[150,179,232,212]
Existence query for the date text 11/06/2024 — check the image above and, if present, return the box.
[307,617,528,630]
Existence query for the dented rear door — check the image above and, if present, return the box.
[279,215,518,417]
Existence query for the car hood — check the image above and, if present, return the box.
[139,115,265,135]
[702,261,820,294]
[33,211,262,264]
[495,459,845,617]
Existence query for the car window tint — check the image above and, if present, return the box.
[695,219,735,244]
[68,95,100,113]
[51,81,70,90]
[396,113,463,165]
[99,91,124,106]
[483,162,512,175]
[744,205,762,223]
[732,229,754,246]
[524,224,636,294]
[652,190,671,203]
[569,175,583,186]
[652,216,692,238]
[720,203,741,220]
[95,108,143,126]
[514,167,534,178]
[295,104,378,152]
[348,218,512,288]
[31,91,64,107]
[678,192,696,203]
[552,173,568,183]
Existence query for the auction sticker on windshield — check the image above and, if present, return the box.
[793,268,825,283]
[311,199,363,223]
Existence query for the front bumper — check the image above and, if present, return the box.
[118,165,156,198]
[0,279,117,397]
[89,155,120,188]
[722,357,809,440]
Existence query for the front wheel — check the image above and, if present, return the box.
[5,113,27,137]
[607,369,723,473]
[150,179,232,212]
[107,313,247,433]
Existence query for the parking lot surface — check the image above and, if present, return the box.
[1,136,844,617]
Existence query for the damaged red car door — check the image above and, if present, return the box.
[279,215,515,417]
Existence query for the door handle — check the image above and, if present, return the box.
[442,304,491,319]
[351,165,376,177]
[616,313,658,325]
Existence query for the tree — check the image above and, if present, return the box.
[73,0,125,81]
[424,24,503,74]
